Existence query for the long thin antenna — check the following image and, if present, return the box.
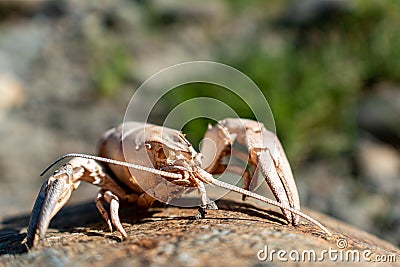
[197,169,332,236]
[40,153,183,179]
[43,154,332,236]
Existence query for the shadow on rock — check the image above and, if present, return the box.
[0,201,161,255]
[1,202,105,255]
[215,199,287,225]
[0,198,288,255]
[0,229,27,255]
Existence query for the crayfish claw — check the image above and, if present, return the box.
[27,165,75,248]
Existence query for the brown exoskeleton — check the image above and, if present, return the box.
[26,119,331,248]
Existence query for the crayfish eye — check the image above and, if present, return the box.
[144,142,152,150]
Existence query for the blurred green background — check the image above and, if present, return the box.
[0,0,399,246]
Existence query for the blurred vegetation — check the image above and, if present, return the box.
[165,0,400,163]
[89,44,131,97]
[86,0,400,164]
[86,18,132,97]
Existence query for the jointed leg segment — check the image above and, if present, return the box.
[96,190,127,238]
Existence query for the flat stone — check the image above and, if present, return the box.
[1,198,399,266]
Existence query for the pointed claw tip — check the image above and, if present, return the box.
[26,228,41,249]
[120,229,128,239]
[27,168,75,248]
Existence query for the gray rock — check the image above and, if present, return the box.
[356,138,400,195]
[358,83,400,147]
[278,0,350,27]
[1,199,399,267]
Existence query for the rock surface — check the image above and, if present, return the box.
[1,195,399,267]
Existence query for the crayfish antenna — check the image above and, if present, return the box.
[40,153,183,179]
[198,169,332,236]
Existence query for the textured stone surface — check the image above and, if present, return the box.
[1,196,399,267]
